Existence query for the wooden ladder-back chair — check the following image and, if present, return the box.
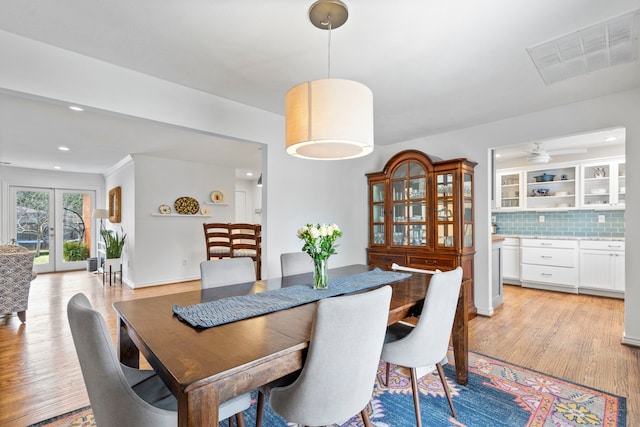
[229,223,261,280]
[203,223,231,261]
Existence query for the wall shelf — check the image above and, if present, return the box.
[151,213,211,217]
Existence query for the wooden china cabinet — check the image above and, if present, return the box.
[366,150,477,314]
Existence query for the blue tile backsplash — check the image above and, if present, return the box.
[493,210,625,237]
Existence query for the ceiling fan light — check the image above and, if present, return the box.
[527,152,551,164]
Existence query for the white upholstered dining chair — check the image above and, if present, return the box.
[380,266,463,427]
[256,285,392,427]
[67,293,250,427]
[200,257,256,289]
[280,251,314,277]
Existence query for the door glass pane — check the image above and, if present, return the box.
[437,200,454,221]
[373,205,384,223]
[409,162,425,177]
[409,202,425,221]
[618,163,626,205]
[15,190,50,264]
[392,164,407,179]
[464,223,473,247]
[409,178,426,199]
[392,181,406,200]
[373,224,384,244]
[437,174,453,196]
[437,223,454,247]
[409,225,425,246]
[372,183,384,203]
[61,192,91,264]
[392,225,408,245]
[393,202,407,222]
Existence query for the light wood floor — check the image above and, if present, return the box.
[0,272,637,426]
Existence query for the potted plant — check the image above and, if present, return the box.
[100,227,126,273]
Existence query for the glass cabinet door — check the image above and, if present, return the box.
[370,181,385,245]
[617,162,626,206]
[436,173,455,248]
[496,172,521,208]
[463,173,473,248]
[391,161,427,247]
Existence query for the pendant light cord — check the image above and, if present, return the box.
[327,16,332,78]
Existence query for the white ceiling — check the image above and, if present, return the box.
[1,0,639,174]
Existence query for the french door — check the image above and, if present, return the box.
[10,186,95,273]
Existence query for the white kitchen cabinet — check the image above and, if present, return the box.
[520,238,579,293]
[495,171,522,209]
[579,240,625,298]
[502,237,520,284]
[580,158,625,209]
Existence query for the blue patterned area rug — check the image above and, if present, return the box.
[29,350,625,427]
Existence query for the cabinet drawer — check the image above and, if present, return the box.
[368,253,407,268]
[521,264,578,286]
[503,237,520,246]
[521,239,578,249]
[579,240,624,251]
[521,247,577,268]
[408,255,456,270]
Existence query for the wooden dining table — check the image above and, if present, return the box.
[113,264,469,427]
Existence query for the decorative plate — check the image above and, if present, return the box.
[159,204,172,215]
[210,190,224,203]
[201,206,210,215]
[174,196,200,215]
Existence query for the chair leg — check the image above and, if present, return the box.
[361,407,373,427]
[384,362,390,387]
[236,412,246,427]
[436,362,456,418]
[256,391,265,427]
[410,368,423,427]
[17,311,26,323]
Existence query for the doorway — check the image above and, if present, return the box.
[10,186,95,273]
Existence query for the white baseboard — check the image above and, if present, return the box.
[622,333,640,347]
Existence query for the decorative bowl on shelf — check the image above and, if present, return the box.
[534,173,555,182]
[554,191,568,196]
[535,188,549,196]
[591,188,607,195]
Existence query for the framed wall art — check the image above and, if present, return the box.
[109,186,122,223]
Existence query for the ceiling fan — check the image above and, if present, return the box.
[526,142,587,164]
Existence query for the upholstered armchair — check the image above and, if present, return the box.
[0,246,37,323]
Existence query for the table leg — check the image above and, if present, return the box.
[117,316,140,368]
[451,280,469,385]
[178,385,219,427]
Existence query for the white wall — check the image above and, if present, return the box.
[126,155,236,287]
[103,158,135,284]
[380,88,640,345]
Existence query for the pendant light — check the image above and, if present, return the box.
[285,0,374,160]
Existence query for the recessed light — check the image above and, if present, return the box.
[605,136,617,142]
[246,172,253,177]
[495,153,501,158]
[69,105,84,112]
[58,146,70,151]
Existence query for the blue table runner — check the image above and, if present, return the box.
[173,268,411,329]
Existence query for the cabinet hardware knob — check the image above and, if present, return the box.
[541,273,552,276]
[541,256,552,259]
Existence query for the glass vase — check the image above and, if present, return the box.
[313,258,328,290]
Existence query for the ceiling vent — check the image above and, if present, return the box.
[527,9,640,85]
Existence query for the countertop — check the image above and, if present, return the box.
[494,234,624,241]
